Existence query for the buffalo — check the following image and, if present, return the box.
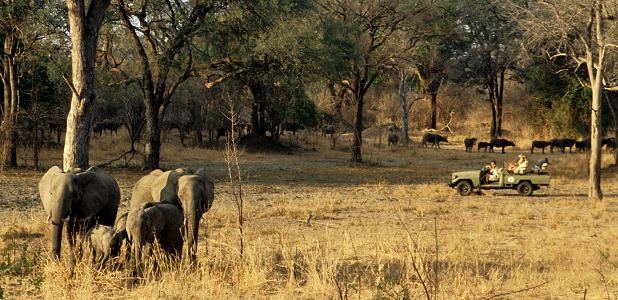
[322,124,336,137]
[551,138,576,153]
[464,138,477,152]
[477,141,490,152]
[489,138,515,153]
[388,133,399,146]
[422,133,448,149]
[530,140,551,154]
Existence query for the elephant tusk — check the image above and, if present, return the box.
[46,213,52,224]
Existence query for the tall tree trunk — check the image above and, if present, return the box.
[429,93,437,129]
[142,100,161,170]
[606,91,618,165]
[399,72,410,147]
[489,97,497,138]
[352,93,364,162]
[1,29,18,170]
[496,70,505,136]
[585,42,603,200]
[63,0,110,171]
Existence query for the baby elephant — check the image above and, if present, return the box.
[83,219,128,268]
[126,202,184,277]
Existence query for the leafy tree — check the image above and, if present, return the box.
[449,0,521,138]
[313,0,429,162]
[0,0,46,169]
[111,0,217,170]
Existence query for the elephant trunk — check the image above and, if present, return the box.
[51,222,63,259]
[186,210,199,262]
[50,204,68,259]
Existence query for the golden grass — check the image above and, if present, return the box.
[1,128,618,299]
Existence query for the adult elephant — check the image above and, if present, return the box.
[176,169,215,262]
[130,167,215,262]
[126,202,184,277]
[38,166,120,262]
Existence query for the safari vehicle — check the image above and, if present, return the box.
[448,168,550,196]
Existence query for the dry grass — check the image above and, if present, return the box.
[1,128,618,299]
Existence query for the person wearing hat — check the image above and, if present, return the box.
[508,154,529,174]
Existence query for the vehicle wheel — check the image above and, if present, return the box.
[456,181,473,196]
[517,181,533,196]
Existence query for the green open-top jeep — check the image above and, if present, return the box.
[448,168,550,196]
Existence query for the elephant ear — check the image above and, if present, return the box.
[38,166,64,218]
[72,170,119,221]
[145,205,167,237]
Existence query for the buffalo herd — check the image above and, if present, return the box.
[415,133,616,154]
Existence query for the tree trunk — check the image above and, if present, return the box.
[63,0,110,171]
[142,102,162,171]
[399,72,410,147]
[606,91,618,165]
[352,93,364,162]
[429,93,437,129]
[588,72,603,200]
[1,31,18,170]
[496,70,505,136]
[489,96,497,138]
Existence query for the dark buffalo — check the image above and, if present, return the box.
[477,141,490,152]
[282,122,304,135]
[322,124,336,137]
[422,133,448,149]
[552,138,576,153]
[575,138,590,152]
[489,138,515,153]
[531,140,551,154]
[388,133,399,146]
[464,138,477,152]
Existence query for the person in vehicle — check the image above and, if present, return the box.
[509,154,528,174]
[531,157,550,172]
[485,160,500,183]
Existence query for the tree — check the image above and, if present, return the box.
[314,0,428,162]
[514,0,618,200]
[62,0,110,170]
[112,0,215,170]
[450,0,520,138]
[0,0,41,169]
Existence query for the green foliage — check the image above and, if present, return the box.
[287,90,318,128]
[0,238,39,277]
[525,64,592,137]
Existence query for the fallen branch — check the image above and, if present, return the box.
[96,148,137,168]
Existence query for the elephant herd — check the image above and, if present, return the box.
[38,166,215,277]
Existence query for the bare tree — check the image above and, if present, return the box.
[513,0,618,200]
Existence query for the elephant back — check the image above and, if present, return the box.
[152,168,189,207]
[129,169,164,209]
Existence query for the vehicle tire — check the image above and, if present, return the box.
[456,181,473,196]
[517,181,533,196]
